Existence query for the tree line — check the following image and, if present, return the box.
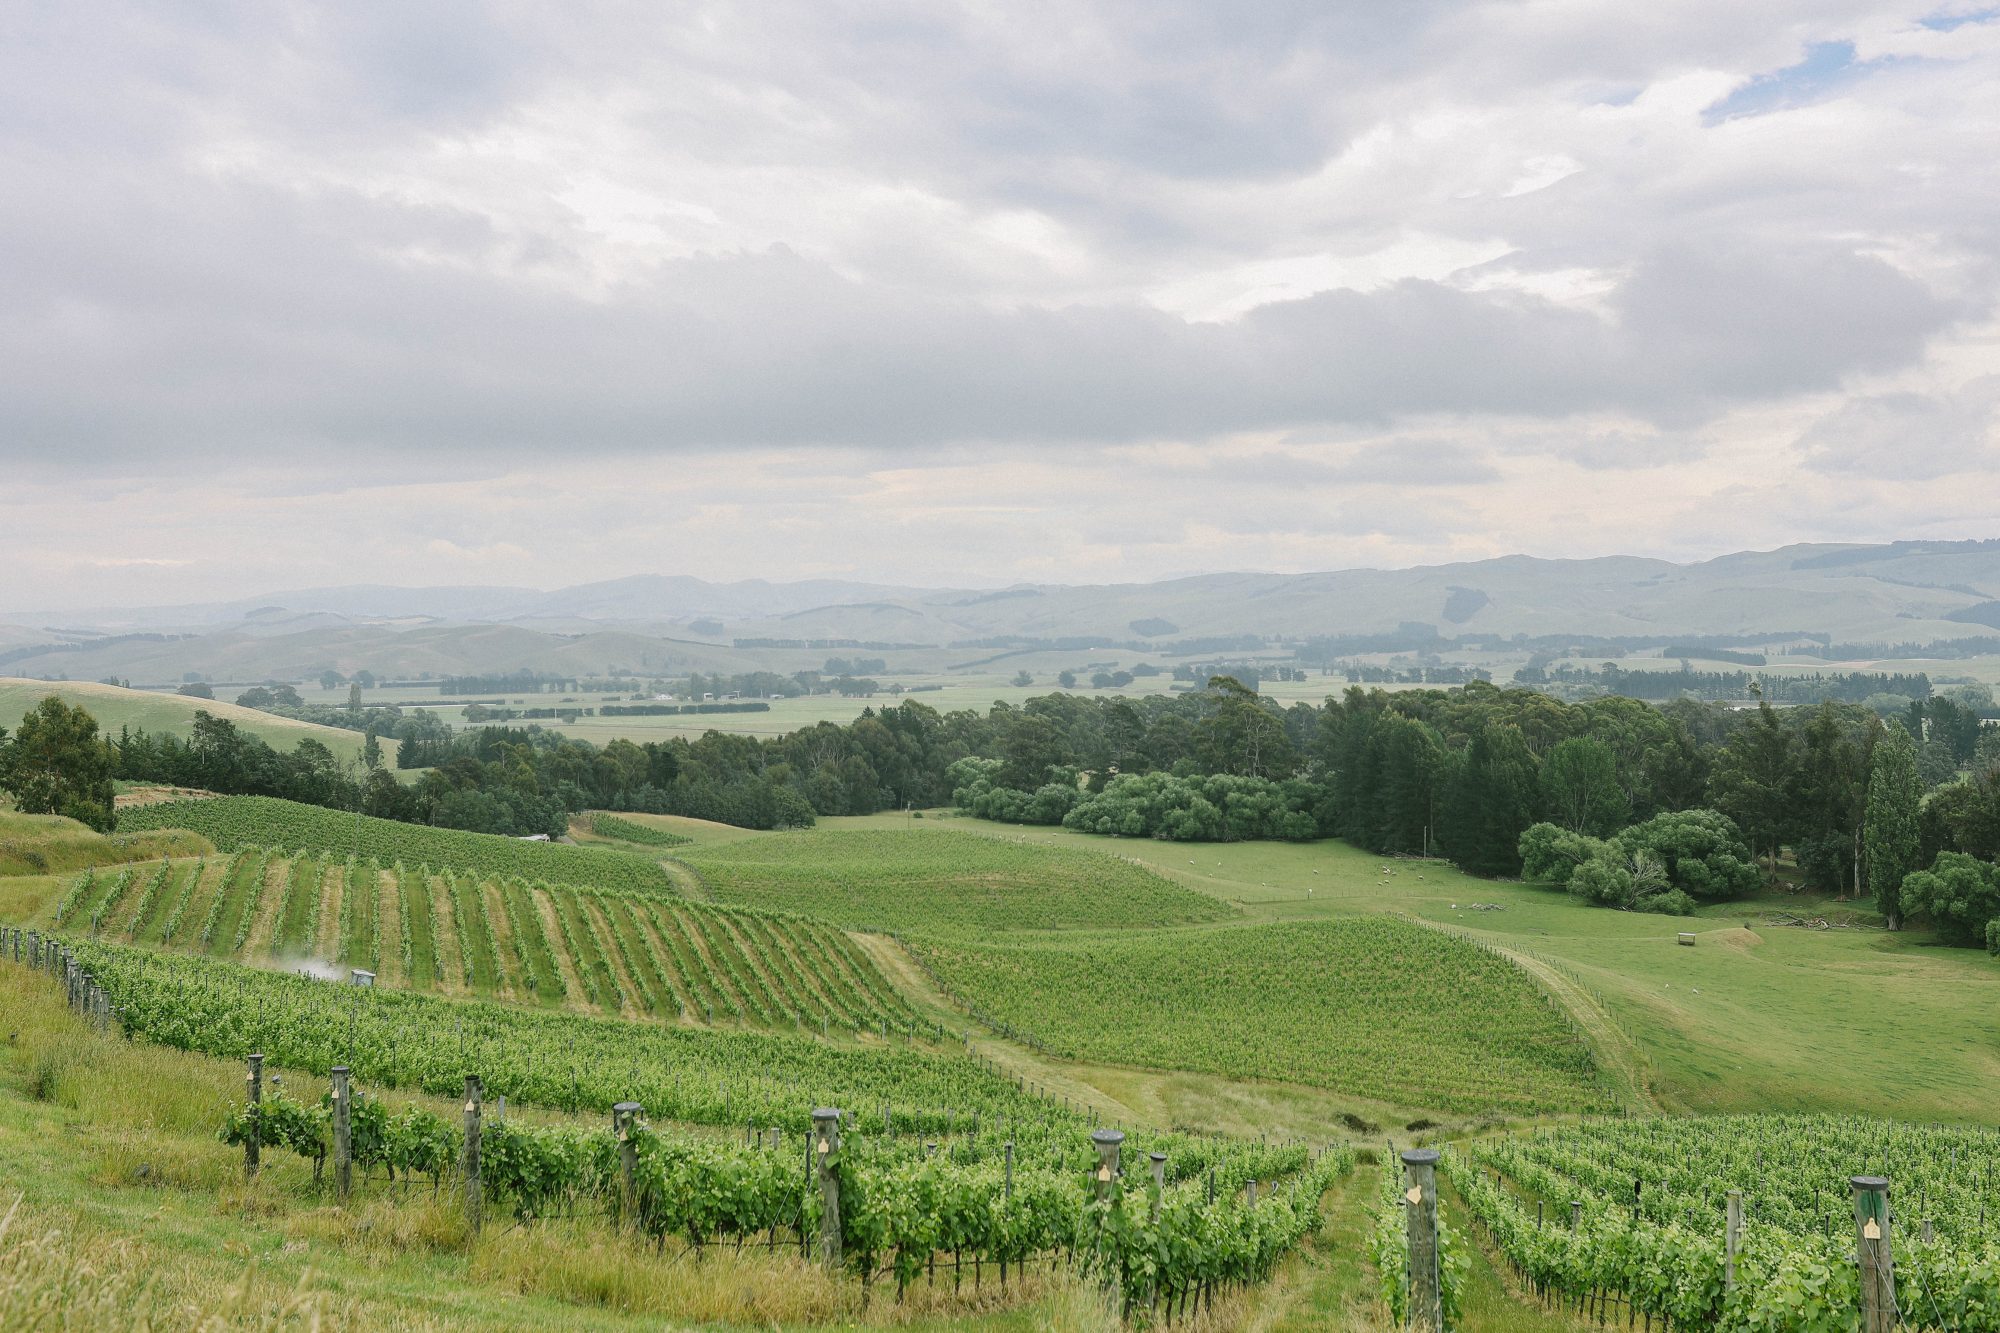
[7,676,1998,947]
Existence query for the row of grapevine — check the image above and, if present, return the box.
[118,796,675,895]
[63,937,1060,1135]
[1451,1116,2000,1330]
[210,1067,1355,1315]
[82,847,925,1038]
[585,812,693,847]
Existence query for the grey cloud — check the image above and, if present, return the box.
[0,0,1986,480]
[1798,381,2000,479]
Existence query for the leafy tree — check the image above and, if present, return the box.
[1705,701,1792,877]
[1787,702,1873,894]
[0,697,117,831]
[1900,852,2000,946]
[1540,736,1627,836]
[1194,677,1295,780]
[362,730,383,771]
[1864,724,1923,930]
[1011,670,1034,688]
[1518,822,1603,888]
[1615,809,1759,901]
[1057,670,1076,689]
[347,683,364,713]
[1442,724,1539,877]
[177,681,215,700]
[319,669,345,691]
[236,683,304,710]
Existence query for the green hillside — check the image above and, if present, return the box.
[118,796,673,895]
[0,677,394,768]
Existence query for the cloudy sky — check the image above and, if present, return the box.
[5,1,1998,606]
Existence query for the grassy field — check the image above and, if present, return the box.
[0,677,395,767]
[911,917,1613,1118]
[679,827,1233,933]
[850,812,2000,1126]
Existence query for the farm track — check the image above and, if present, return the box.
[238,858,287,959]
[531,885,591,1008]
[658,857,712,900]
[1473,938,1659,1115]
[855,931,1145,1124]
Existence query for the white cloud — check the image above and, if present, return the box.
[1,0,1996,603]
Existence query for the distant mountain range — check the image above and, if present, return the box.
[5,540,1999,683]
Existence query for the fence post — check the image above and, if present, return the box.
[463,1074,484,1234]
[245,1054,264,1179]
[331,1066,353,1202]
[1091,1129,1125,1204]
[613,1101,641,1228]
[1725,1189,1743,1288]
[1852,1175,1895,1333]
[1402,1148,1443,1333]
[812,1107,842,1269]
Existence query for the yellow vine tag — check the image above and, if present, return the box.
[1864,1219,1882,1240]
[1098,1165,1112,1182]
[1405,1186,1423,1205]
[818,1140,829,1155]
[465,1101,476,1114]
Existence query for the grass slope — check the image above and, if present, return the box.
[0,677,395,767]
[866,814,2000,1125]
[119,796,674,895]
[913,918,1612,1117]
[680,827,1231,933]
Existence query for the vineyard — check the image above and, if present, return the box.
[680,828,1231,933]
[57,937,1051,1133]
[9,927,1364,1320]
[910,919,1613,1116]
[118,796,675,895]
[1450,1115,2000,1330]
[584,811,693,847]
[214,1068,1356,1313]
[52,851,927,1036]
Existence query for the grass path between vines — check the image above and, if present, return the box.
[1454,933,1660,1116]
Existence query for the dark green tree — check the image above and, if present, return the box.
[1540,736,1627,836]
[1900,852,2000,946]
[1864,724,1923,930]
[1,697,117,831]
[1705,701,1792,878]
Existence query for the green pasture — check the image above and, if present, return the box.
[842,811,2000,1125]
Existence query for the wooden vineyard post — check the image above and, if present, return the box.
[245,1054,263,1179]
[813,1107,841,1269]
[613,1101,641,1227]
[330,1065,352,1202]
[463,1075,484,1234]
[1725,1189,1743,1288]
[1852,1175,1895,1333]
[1401,1149,1443,1333]
[1147,1151,1168,1312]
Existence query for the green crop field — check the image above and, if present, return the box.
[30,841,927,1038]
[120,796,675,895]
[679,827,1232,933]
[911,918,1612,1117]
[10,768,2000,1331]
[871,813,2000,1127]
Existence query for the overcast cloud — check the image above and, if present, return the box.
[4,1,1998,605]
